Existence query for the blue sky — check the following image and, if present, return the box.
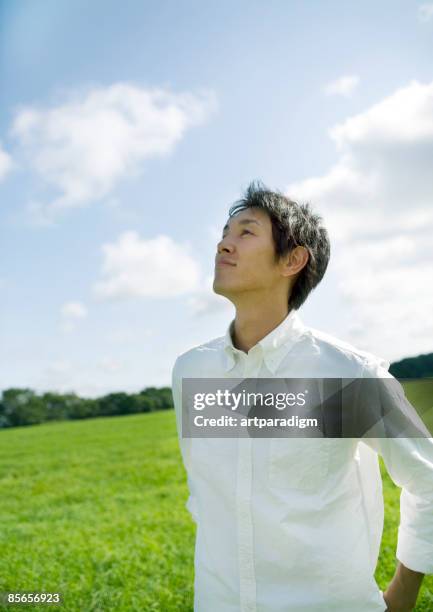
[1,0,433,397]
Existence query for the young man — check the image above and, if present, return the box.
[171,181,433,612]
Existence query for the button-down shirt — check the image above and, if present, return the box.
[171,309,433,611]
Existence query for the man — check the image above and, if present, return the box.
[171,181,433,611]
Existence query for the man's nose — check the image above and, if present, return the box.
[217,238,234,253]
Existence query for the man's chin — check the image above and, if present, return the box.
[212,282,224,296]
[213,280,231,297]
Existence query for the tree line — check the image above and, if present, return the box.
[389,352,433,379]
[1,351,431,429]
[0,387,173,429]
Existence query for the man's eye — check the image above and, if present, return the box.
[221,229,252,239]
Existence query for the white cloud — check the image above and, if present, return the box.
[106,327,153,344]
[418,3,433,22]
[329,81,433,150]
[287,80,433,360]
[93,231,201,300]
[0,142,12,181]
[96,357,124,372]
[46,360,72,374]
[60,301,88,333]
[324,75,360,97]
[11,83,216,221]
[61,301,88,318]
[37,358,125,398]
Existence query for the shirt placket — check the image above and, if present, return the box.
[236,353,261,612]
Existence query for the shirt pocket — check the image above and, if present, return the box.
[268,437,331,491]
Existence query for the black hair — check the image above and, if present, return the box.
[228,180,330,309]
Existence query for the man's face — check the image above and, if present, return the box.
[213,207,284,300]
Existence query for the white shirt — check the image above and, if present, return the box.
[171,309,433,612]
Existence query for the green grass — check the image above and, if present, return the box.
[0,383,432,611]
[403,379,433,435]
[0,412,195,611]
[376,455,433,610]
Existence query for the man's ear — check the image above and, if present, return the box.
[280,246,309,278]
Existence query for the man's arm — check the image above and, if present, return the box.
[359,360,433,611]
[171,357,199,524]
[383,561,424,611]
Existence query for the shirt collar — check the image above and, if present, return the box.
[223,309,306,374]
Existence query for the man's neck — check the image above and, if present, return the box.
[232,304,291,354]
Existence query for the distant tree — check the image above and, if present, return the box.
[63,392,95,419]
[390,352,433,379]
[124,394,151,414]
[1,388,47,427]
[132,394,154,413]
[0,383,175,429]
[0,398,10,428]
[139,386,173,411]
[68,397,99,420]
[41,392,70,421]
[96,392,132,417]
[157,386,175,410]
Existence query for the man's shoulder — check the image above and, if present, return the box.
[172,334,226,378]
[303,325,390,374]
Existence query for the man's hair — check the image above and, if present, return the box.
[228,180,330,310]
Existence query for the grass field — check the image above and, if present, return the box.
[0,382,432,611]
[402,379,433,435]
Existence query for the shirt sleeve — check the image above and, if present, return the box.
[359,359,433,574]
[171,357,199,524]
